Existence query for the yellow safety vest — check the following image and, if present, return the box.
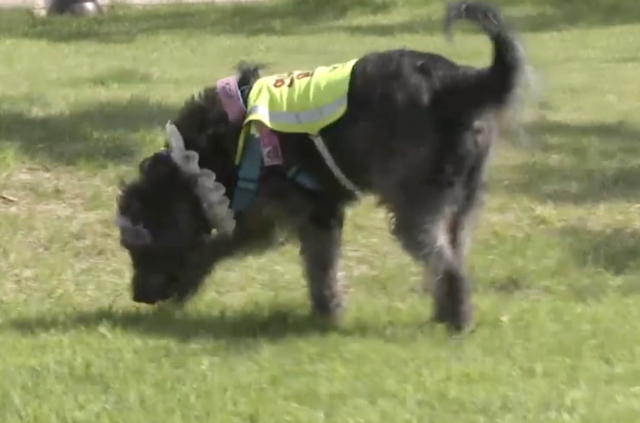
[234,59,357,165]
[244,59,357,134]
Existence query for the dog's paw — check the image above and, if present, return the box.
[431,300,474,335]
[310,308,344,328]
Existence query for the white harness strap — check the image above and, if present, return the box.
[310,135,359,193]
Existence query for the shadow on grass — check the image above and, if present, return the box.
[81,67,156,86]
[0,96,174,166]
[338,0,640,37]
[500,119,640,204]
[552,225,640,301]
[0,0,394,44]
[560,225,640,277]
[0,0,637,45]
[3,0,636,45]
[3,305,429,343]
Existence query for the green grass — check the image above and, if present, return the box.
[2,0,640,421]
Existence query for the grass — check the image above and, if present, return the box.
[2,0,640,421]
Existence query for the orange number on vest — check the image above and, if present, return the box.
[272,71,313,89]
[296,71,313,80]
[273,77,287,88]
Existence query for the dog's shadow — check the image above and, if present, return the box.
[4,305,427,344]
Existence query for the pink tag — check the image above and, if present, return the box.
[216,76,246,124]
[255,122,283,166]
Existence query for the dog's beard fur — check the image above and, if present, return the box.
[116,1,530,334]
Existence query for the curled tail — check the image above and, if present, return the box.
[435,1,525,118]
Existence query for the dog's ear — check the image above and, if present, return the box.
[236,61,266,87]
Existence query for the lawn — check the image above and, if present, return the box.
[1,0,640,421]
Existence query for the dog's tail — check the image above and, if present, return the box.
[434,1,526,118]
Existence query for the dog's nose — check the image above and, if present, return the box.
[132,293,159,305]
[131,272,167,305]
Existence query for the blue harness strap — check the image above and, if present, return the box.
[229,84,322,213]
[287,164,320,191]
[231,131,263,213]
[231,133,322,213]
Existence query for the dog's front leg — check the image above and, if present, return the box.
[297,204,346,323]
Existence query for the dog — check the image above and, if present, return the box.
[115,1,527,333]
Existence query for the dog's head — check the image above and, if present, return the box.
[115,63,264,304]
[116,124,236,305]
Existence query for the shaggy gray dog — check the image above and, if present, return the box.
[116,1,527,333]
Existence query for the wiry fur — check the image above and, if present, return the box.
[116,1,526,333]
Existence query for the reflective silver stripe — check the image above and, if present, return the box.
[247,95,347,129]
[310,135,359,193]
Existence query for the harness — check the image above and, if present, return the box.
[216,76,321,213]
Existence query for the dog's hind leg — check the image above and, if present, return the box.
[389,188,473,333]
[297,204,346,323]
[450,125,491,264]
[450,180,486,272]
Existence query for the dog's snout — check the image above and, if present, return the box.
[131,271,170,304]
[132,292,158,305]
